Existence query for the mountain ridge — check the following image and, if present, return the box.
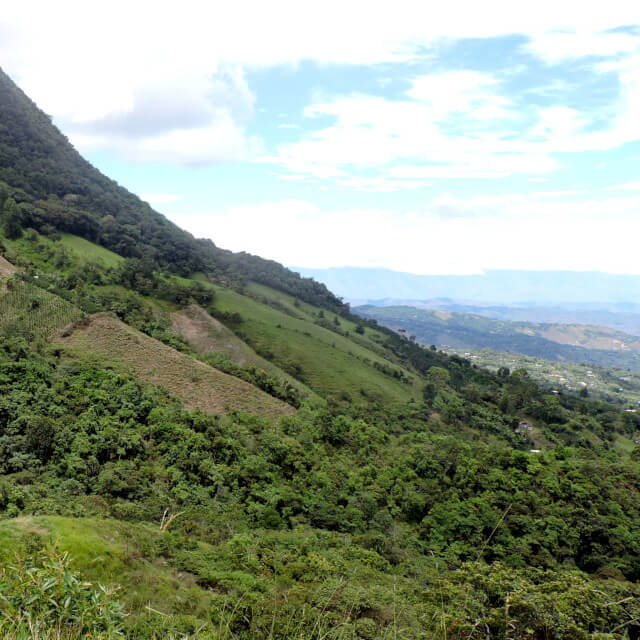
[0,66,347,312]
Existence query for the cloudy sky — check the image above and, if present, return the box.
[2,1,640,274]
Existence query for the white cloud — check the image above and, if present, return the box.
[273,74,563,185]
[167,192,640,275]
[73,114,262,166]
[527,29,639,63]
[1,2,639,170]
[604,180,640,191]
[407,71,512,121]
[270,45,640,186]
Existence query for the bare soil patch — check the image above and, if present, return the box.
[57,313,294,418]
[0,255,17,279]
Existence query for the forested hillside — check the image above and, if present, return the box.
[0,68,346,312]
[2,69,640,640]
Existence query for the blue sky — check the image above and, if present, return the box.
[2,1,640,274]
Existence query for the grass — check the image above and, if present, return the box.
[0,516,218,631]
[56,313,295,418]
[210,283,418,404]
[58,233,124,268]
[0,517,414,639]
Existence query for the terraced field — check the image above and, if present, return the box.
[0,254,17,278]
[0,279,83,339]
[56,313,295,418]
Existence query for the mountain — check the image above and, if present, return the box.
[3,69,640,639]
[386,300,640,336]
[356,304,640,371]
[294,265,640,306]
[0,68,346,312]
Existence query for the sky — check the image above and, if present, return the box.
[1,1,640,275]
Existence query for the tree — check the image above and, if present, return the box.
[2,197,22,239]
[0,181,8,208]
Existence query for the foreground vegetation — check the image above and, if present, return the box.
[2,326,640,637]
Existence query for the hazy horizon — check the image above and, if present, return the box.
[292,265,640,305]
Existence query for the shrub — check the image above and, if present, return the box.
[0,548,125,638]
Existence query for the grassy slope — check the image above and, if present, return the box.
[0,515,427,637]
[0,517,217,626]
[57,313,295,418]
[171,303,319,403]
[59,233,124,268]
[211,283,418,403]
[3,230,417,406]
[246,281,404,360]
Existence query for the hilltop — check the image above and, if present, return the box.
[2,69,640,639]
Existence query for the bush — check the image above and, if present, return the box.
[0,548,125,638]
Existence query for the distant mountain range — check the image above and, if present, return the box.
[355,304,640,372]
[294,266,640,307]
[358,300,640,336]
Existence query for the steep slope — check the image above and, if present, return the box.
[0,225,417,408]
[6,68,640,640]
[209,283,418,403]
[0,67,345,311]
[57,313,294,418]
[0,279,83,339]
[170,303,318,401]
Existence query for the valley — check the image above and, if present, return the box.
[356,304,640,372]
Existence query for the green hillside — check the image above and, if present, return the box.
[170,303,320,404]
[209,283,417,404]
[58,313,295,418]
[59,232,124,268]
[4,67,640,640]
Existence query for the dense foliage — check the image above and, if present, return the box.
[2,333,640,636]
[3,66,640,639]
